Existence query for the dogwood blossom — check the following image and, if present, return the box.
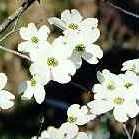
[0,73,15,109]
[29,36,76,84]
[122,58,139,75]
[18,23,50,54]
[22,74,48,104]
[64,30,102,69]
[67,104,96,125]
[48,9,98,34]
[32,127,89,139]
[88,69,139,122]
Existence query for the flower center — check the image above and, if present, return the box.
[113,97,125,105]
[31,36,39,44]
[68,116,77,123]
[47,57,58,67]
[124,82,133,89]
[107,81,115,90]
[68,23,78,30]
[74,44,85,54]
[31,78,37,87]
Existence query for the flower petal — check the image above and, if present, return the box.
[37,25,50,41]
[34,85,46,104]
[20,23,37,40]
[0,90,15,109]
[113,107,128,122]
[87,100,113,115]
[0,73,7,90]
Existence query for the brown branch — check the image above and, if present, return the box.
[102,0,139,18]
[0,0,37,33]
[0,45,31,61]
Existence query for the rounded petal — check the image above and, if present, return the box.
[76,132,89,139]
[34,85,46,104]
[61,9,82,24]
[48,17,66,30]
[52,60,76,84]
[80,18,98,30]
[18,41,34,53]
[22,81,34,100]
[87,100,113,115]
[70,54,82,69]
[113,107,128,122]
[0,73,7,90]
[37,25,50,41]
[20,23,37,40]
[52,36,74,59]
[0,90,15,109]
[83,44,103,64]
[59,122,79,139]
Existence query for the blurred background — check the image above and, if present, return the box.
[0,0,138,138]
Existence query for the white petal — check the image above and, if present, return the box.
[113,107,128,122]
[61,9,82,24]
[59,122,79,139]
[80,18,98,30]
[34,85,46,104]
[0,90,15,109]
[126,102,139,118]
[70,54,82,69]
[20,23,37,40]
[18,41,34,53]
[76,132,89,139]
[22,81,34,100]
[48,17,66,30]
[37,25,50,41]
[52,36,74,59]
[87,100,113,115]
[0,73,7,90]
[52,60,76,84]
[85,44,103,59]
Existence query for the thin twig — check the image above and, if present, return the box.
[70,81,91,92]
[123,124,132,139]
[0,29,19,42]
[131,120,137,139]
[0,0,37,33]
[106,1,139,18]
[0,45,31,61]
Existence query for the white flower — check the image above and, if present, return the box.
[64,30,102,69]
[118,71,139,100]
[121,58,139,75]
[0,73,15,109]
[22,74,47,104]
[74,132,89,139]
[67,104,96,125]
[48,9,98,34]
[88,69,139,122]
[18,23,50,54]
[29,36,76,84]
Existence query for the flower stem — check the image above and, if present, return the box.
[123,124,132,139]
[0,45,31,61]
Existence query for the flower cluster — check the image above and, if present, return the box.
[0,73,15,110]
[18,9,103,104]
[32,104,94,139]
[88,66,139,122]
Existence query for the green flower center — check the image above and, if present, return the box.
[68,23,78,30]
[31,36,39,44]
[107,81,115,90]
[31,78,37,87]
[68,116,77,123]
[47,57,58,67]
[124,82,133,89]
[113,97,125,105]
[75,44,85,54]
